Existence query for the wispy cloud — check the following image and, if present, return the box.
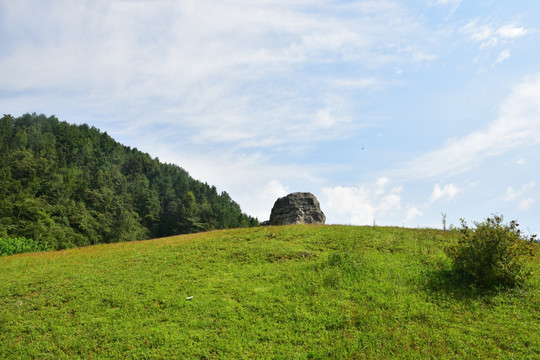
[504,181,536,210]
[0,0,435,153]
[391,73,540,181]
[496,49,511,63]
[461,21,530,48]
[504,181,536,201]
[433,0,462,13]
[330,77,385,90]
[459,20,532,66]
[460,20,532,63]
[435,0,462,6]
[518,198,536,211]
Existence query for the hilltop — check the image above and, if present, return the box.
[1,225,538,359]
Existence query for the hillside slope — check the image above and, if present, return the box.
[0,225,538,359]
[0,113,257,250]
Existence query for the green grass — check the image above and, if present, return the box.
[0,225,538,359]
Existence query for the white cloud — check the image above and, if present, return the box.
[406,207,423,220]
[253,180,290,220]
[518,198,535,210]
[504,181,536,211]
[505,187,519,202]
[497,25,530,39]
[322,177,402,225]
[431,183,461,203]
[322,186,375,225]
[461,21,530,49]
[376,177,390,193]
[391,73,540,180]
[504,181,536,201]
[496,49,511,63]
[262,180,289,201]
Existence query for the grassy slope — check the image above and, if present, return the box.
[0,225,538,359]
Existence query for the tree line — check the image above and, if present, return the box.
[0,113,258,250]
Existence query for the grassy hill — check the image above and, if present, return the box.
[1,225,538,359]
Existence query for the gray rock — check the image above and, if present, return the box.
[265,192,326,226]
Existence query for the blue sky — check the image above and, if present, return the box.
[1,0,540,231]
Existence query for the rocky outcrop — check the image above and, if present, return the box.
[263,192,325,226]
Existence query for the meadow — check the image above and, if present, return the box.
[0,225,538,359]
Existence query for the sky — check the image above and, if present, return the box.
[1,0,540,232]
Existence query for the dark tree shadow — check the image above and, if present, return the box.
[423,266,509,302]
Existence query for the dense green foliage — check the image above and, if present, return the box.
[0,225,538,359]
[0,113,257,250]
[446,215,536,289]
[0,237,50,256]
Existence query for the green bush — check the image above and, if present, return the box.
[446,215,536,289]
[0,237,49,256]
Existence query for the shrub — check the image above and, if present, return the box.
[446,215,536,289]
[0,237,49,256]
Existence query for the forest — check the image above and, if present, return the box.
[0,113,258,250]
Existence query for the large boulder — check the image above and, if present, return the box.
[264,192,326,226]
